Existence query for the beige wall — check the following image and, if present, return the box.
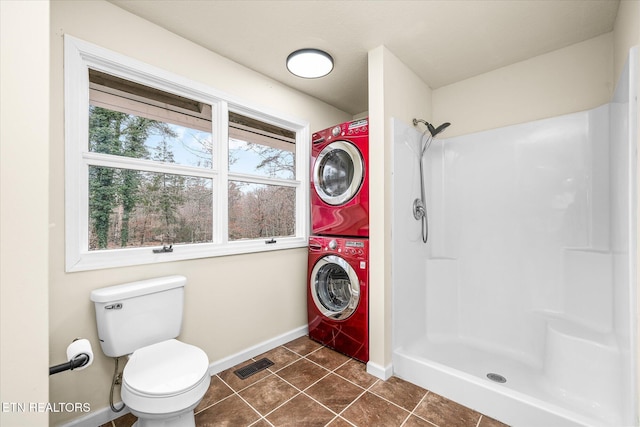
[614,0,640,80]
[0,1,50,427]
[368,46,433,372]
[47,1,350,425]
[433,32,614,137]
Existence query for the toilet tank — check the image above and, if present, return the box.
[90,275,186,358]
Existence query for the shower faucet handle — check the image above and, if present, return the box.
[413,198,425,220]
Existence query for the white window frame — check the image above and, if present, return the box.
[64,36,309,272]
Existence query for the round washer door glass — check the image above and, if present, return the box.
[310,255,360,320]
[314,141,364,206]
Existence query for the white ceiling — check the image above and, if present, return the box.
[109,0,620,115]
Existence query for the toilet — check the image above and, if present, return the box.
[90,275,210,427]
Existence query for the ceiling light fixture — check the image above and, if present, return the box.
[286,49,334,78]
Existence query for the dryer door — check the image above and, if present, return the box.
[310,255,360,320]
[313,141,364,206]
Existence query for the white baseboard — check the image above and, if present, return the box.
[59,325,308,427]
[207,325,308,375]
[367,360,393,380]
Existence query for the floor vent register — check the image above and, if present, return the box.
[234,358,274,380]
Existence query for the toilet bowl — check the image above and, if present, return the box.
[90,276,211,427]
[121,339,211,427]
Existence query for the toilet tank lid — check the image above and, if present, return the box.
[90,275,186,303]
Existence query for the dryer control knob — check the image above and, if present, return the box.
[328,239,338,250]
[331,126,341,137]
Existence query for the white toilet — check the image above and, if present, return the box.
[90,275,211,427]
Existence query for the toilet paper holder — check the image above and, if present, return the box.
[49,338,93,375]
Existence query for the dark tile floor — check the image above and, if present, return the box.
[104,336,509,427]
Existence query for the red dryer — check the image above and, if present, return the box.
[307,236,369,362]
[311,118,369,237]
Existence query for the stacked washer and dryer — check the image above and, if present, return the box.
[307,118,369,363]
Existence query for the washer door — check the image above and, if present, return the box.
[310,255,360,320]
[313,141,364,206]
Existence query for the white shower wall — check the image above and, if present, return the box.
[394,104,613,354]
[392,68,637,425]
[436,106,611,356]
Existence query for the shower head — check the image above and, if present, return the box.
[430,122,450,137]
[413,118,451,138]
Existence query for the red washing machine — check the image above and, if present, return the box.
[307,236,369,362]
[311,118,369,237]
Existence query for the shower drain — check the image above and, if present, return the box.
[486,373,507,383]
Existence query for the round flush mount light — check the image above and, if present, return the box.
[286,49,334,78]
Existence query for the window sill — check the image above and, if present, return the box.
[65,237,308,272]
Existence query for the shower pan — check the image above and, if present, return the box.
[392,49,637,427]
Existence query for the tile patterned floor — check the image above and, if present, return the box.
[104,336,509,427]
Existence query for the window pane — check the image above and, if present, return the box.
[228,114,295,180]
[89,106,213,169]
[89,166,213,250]
[229,136,294,179]
[228,181,295,240]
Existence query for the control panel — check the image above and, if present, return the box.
[309,237,367,260]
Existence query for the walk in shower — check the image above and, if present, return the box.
[392,50,638,427]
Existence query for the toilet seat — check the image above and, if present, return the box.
[124,339,209,397]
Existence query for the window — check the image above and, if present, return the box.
[87,70,214,251]
[228,113,297,240]
[65,36,309,271]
